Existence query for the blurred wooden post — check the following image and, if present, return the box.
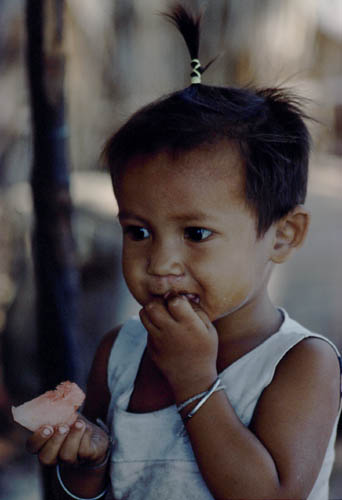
[26,0,79,393]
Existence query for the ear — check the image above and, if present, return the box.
[271,206,310,264]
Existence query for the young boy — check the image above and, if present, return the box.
[27,5,341,499]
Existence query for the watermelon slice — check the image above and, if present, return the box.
[11,381,85,431]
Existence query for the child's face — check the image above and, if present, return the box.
[116,144,275,331]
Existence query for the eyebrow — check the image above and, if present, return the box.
[118,211,147,223]
[170,212,215,222]
[118,210,215,223]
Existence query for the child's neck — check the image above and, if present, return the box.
[214,294,283,372]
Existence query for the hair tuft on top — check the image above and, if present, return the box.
[164,3,202,61]
[103,5,312,238]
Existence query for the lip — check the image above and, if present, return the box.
[177,293,200,304]
[150,291,200,305]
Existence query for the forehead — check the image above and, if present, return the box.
[116,143,246,209]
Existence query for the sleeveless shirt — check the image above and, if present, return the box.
[106,309,341,500]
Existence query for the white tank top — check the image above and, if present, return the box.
[106,310,341,500]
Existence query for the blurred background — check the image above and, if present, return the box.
[0,0,341,498]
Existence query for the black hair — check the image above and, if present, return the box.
[103,4,311,237]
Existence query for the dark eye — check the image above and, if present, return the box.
[184,227,212,242]
[124,226,150,241]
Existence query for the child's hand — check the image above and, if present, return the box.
[26,414,110,467]
[139,294,218,395]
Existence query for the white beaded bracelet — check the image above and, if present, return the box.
[56,463,107,500]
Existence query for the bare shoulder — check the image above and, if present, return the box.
[83,325,122,422]
[250,336,341,497]
[275,336,340,415]
[270,336,341,407]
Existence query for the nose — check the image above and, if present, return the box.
[147,240,184,278]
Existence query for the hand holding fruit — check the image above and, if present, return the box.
[26,414,110,467]
[12,381,110,468]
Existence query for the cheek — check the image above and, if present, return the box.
[122,260,145,306]
[122,258,132,284]
[199,248,260,311]
[122,248,140,286]
[210,272,251,306]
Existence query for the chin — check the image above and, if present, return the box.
[212,300,247,322]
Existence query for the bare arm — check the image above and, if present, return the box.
[27,327,120,500]
[179,338,340,499]
[83,327,120,422]
[141,296,341,499]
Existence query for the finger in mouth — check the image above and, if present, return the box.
[163,291,200,305]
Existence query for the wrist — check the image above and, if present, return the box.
[83,437,112,470]
[178,377,225,425]
[172,370,218,404]
[66,439,112,472]
[56,463,108,500]
[61,431,112,474]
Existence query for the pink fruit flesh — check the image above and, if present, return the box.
[12,381,85,431]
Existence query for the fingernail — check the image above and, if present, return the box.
[74,420,83,430]
[58,425,69,435]
[42,427,53,437]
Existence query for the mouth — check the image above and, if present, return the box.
[161,291,201,305]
